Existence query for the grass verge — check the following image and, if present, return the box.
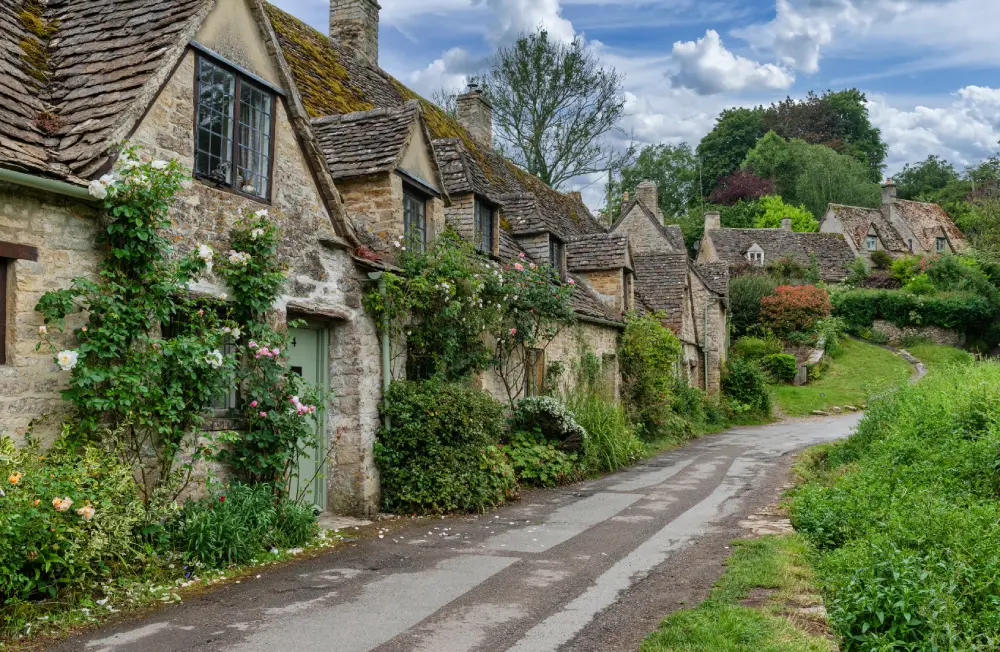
[641,534,834,652]
[904,341,974,372]
[771,339,912,416]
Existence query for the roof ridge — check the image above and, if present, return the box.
[312,102,416,125]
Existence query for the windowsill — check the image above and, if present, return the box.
[194,174,272,205]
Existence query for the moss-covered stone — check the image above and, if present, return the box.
[17,1,58,86]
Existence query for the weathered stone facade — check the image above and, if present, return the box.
[871,320,965,348]
[576,269,628,315]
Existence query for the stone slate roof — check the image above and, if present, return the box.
[889,199,967,252]
[826,204,907,252]
[567,233,631,272]
[0,0,209,181]
[694,262,729,297]
[631,252,689,333]
[707,228,856,282]
[311,101,419,180]
[498,192,563,238]
[611,198,685,251]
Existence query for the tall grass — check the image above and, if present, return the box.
[565,391,644,474]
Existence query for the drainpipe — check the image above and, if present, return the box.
[368,271,392,430]
[0,168,94,202]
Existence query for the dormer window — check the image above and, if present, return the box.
[549,238,566,280]
[194,54,275,201]
[403,186,428,252]
[474,198,495,255]
[936,237,947,253]
[866,235,878,251]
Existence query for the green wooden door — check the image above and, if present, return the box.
[287,326,327,510]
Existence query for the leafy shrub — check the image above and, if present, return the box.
[565,392,643,474]
[729,275,778,337]
[170,483,316,567]
[760,353,798,383]
[376,381,517,514]
[760,285,831,334]
[0,436,146,601]
[890,255,929,284]
[730,335,784,360]
[903,272,936,295]
[792,363,1000,647]
[503,432,581,488]
[845,256,869,285]
[510,396,587,452]
[816,317,848,356]
[869,249,893,270]
[721,357,772,417]
[867,328,890,345]
[833,289,993,331]
[619,313,684,441]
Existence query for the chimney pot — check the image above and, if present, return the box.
[622,191,629,202]
[781,217,792,231]
[457,84,493,148]
[331,0,381,67]
[704,211,721,233]
[881,179,897,205]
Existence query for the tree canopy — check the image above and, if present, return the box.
[695,107,764,195]
[606,143,699,220]
[754,195,818,232]
[895,155,960,200]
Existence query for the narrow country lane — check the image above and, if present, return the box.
[48,414,861,652]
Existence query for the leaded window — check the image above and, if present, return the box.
[549,238,565,279]
[936,237,947,253]
[866,235,878,251]
[403,188,427,252]
[474,198,494,255]
[195,55,274,200]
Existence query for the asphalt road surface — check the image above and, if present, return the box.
[50,414,860,652]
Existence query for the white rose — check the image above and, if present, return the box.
[88,180,108,199]
[205,350,224,369]
[250,228,265,240]
[99,174,115,186]
[151,160,169,170]
[197,244,214,262]
[219,293,228,301]
[230,327,242,340]
[57,350,79,372]
[254,209,269,218]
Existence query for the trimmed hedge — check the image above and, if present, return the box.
[761,353,798,383]
[833,289,992,331]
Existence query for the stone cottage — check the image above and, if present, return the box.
[821,180,968,260]
[0,0,384,515]
[610,183,729,392]
[697,212,856,282]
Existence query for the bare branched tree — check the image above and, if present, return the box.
[482,30,633,189]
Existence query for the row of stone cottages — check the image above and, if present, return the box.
[9,0,968,515]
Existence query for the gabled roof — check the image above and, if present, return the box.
[707,228,856,281]
[498,192,563,238]
[567,233,631,272]
[827,204,907,252]
[611,197,685,251]
[0,0,211,180]
[631,252,689,333]
[312,101,421,180]
[888,199,967,252]
[694,262,729,297]
[827,199,967,254]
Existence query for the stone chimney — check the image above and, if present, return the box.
[567,191,583,204]
[704,211,721,233]
[636,180,658,212]
[456,83,493,148]
[781,217,792,231]
[882,178,897,205]
[331,0,381,67]
[622,191,629,202]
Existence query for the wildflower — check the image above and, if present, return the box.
[8,472,22,485]
[197,244,214,263]
[76,505,96,521]
[38,325,47,335]
[228,251,251,266]
[204,350,224,369]
[56,350,79,372]
[81,326,88,332]
[53,497,73,512]
[151,160,169,170]
[87,179,108,199]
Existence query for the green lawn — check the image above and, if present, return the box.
[641,534,833,652]
[771,339,913,417]
[906,342,974,372]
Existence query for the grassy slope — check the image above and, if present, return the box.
[771,339,912,416]
[641,535,833,652]
[906,342,974,372]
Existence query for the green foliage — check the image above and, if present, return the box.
[722,357,772,418]
[375,381,517,514]
[760,354,798,383]
[510,396,587,452]
[753,195,818,232]
[731,335,784,360]
[697,107,765,195]
[170,483,316,568]
[729,274,778,337]
[889,255,928,284]
[760,285,832,335]
[503,432,581,488]
[0,435,146,601]
[895,155,960,200]
[565,391,644,474]
[868,249,893,271]
[792,363,1000,648]
[845,257,870,286]
[619,313,684,441]
[606,143,699,220]
[832,289,993,331]
[902,272,935,295]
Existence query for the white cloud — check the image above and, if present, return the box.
[485,0,576,45]
[670,30,794,95]
[871,86,1000,173]
[407,48,485,96]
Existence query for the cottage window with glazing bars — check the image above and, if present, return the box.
[936,237,947,253]
[474,199,494,255]
[195,55,274,200]
[867,235,878,251]
[404,188,427,252]
[549,239,565,279]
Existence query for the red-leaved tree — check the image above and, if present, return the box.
[708,169,774,206]
[760,285,831,334]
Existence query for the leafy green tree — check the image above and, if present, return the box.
[482,30,632,189]
[894,155,959,200]
[696,107,764,195]
[605,143,699,220]
[754,195,818,231]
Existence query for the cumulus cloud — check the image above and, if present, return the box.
[485,0,576,45]
[670,30,794,95]
[871,86,1000,172]
[406,48,487,96]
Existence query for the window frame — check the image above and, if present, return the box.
[866,235,878,251]
[936,237,947,253]
[748,251,764,265]
[474,197,496,256]
[403,184,429,252]
[549,237,566,280]
[193,52,278,203]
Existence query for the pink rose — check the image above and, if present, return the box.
[250,400,258,408]
[510,328,517,336]
[259,412,268,418]
[271,348,280,356]
[519,252,526,259]
[568,279,576,285]
[514,263,524,272]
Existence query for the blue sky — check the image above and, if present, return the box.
[273,0,1000,204]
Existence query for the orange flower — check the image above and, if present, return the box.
[33,499,40,507]
[52,496,73,512]
[76,505,96,521]
[8,472,22,485]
